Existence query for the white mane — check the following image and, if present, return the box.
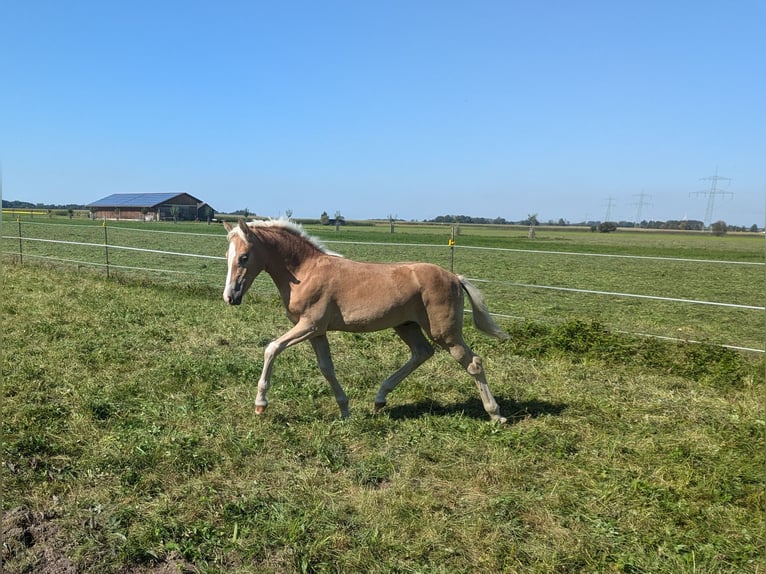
[228,218,342,257]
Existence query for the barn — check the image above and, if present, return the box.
[87,192,216,222]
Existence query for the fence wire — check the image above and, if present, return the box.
[2,219,763,353]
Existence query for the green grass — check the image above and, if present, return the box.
[2,261,764,573]
[2,217,762,350]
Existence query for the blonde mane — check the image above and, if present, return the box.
[227,218,341,257]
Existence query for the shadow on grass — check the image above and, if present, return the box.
[384,397,567,424]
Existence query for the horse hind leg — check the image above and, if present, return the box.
[374,322,434,412]
[310,335,350,418]
[445,339,507,424]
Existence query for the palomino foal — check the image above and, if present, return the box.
[223,219,509,423]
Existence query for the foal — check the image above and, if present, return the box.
[223,219,509,423]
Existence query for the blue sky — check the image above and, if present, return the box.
[3,1,764,226]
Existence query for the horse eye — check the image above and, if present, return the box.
[238,254,249,266]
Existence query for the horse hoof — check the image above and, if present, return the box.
[255,405,267,415]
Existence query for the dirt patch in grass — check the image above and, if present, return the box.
[2,506,75,574]
[2,507,198,574]
[116,553,199,574]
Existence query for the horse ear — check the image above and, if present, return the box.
[238,219,255,242]
[223,221,234,232]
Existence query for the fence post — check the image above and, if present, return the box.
[17,217,23,264]
[449,227,455,273]
[103,220,110,278]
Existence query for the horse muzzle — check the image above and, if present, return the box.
[225,289,244,305]
[223,284,244,305]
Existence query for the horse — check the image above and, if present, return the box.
[222,218,510,423]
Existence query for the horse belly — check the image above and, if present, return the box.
[330,295,424,332]
[327,266,427,332]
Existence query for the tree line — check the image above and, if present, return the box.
[427,214,761,233]
[2,200,87,211]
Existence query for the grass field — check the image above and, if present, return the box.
[2,217,763,350]
[2,219,764,573]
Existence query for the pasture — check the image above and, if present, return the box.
[2,218,764,351]
[2,219,765,573]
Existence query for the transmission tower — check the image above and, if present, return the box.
[692,168,732,228]
[631,191,652,226]
[604,196,616,222]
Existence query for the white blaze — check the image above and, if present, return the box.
[223,241,237,302]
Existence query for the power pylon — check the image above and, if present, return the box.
[604,196,616,222]
[692,168,732,228]
[631,191,652,225]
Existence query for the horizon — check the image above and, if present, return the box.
[2,196,760,229]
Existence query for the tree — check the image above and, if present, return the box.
[320,211,330,225]
[527,213,538,239]
[711,221,727,236]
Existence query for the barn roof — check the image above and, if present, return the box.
[87,192,204,208]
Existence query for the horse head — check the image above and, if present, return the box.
[223,219,263,305]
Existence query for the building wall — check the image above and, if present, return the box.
[90,208,158,221]
[91,205,210,221]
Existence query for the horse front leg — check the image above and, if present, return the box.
[310,335,350,418]
[255,321,319,415]
[254,339,280,414]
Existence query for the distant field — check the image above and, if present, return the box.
[2,217,763,351]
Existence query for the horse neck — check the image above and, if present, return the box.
[254,227,317,293]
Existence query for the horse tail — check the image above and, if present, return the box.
[459,276,510,340]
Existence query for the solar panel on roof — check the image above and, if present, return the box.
[87,193,185,207]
